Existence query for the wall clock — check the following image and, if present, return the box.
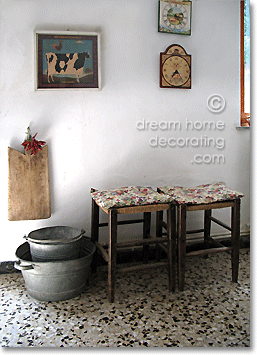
[158,0,192,35]
[160,44,191,89]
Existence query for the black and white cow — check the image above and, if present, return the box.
[45,52,90,83]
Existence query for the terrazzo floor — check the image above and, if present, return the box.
[0,249,250,348]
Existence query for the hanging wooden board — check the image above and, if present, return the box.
[8,145,51,221]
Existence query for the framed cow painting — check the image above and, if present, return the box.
[35,31,101,90]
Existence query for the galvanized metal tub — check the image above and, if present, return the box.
[14,236,96,302]
[25,226,84,262]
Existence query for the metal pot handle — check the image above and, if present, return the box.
[14,260,34,271]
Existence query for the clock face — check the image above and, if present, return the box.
[163,3,188,30]
[162,55,190,87]
[158,1,192,35]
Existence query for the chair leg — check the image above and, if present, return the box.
[108,209,117,303]
[204,209,212,258]
[167,204,176,292]
[156,210,164,261]
[177,204,187,292]
[91,198,99,273]
[143,212,151,263]
[231,199,241,283]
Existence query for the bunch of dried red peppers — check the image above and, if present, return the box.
[22,127,46,155]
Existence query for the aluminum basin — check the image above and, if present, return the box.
[25,226,84,261]
[15,236,96,302]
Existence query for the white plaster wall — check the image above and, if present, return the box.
[0,0,250,261]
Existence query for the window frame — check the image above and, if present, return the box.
[240,0,250,127]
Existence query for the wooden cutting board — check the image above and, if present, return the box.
[8,145,51,221]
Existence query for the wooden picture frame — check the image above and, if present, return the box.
[35,31,101,90]
[158,0,192,35]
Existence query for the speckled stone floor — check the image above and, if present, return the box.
[0,249,250,348]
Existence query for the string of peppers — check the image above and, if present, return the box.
[21,127,46,155]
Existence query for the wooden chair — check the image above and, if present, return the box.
[157,183,243,292]
[90,186,176,302]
